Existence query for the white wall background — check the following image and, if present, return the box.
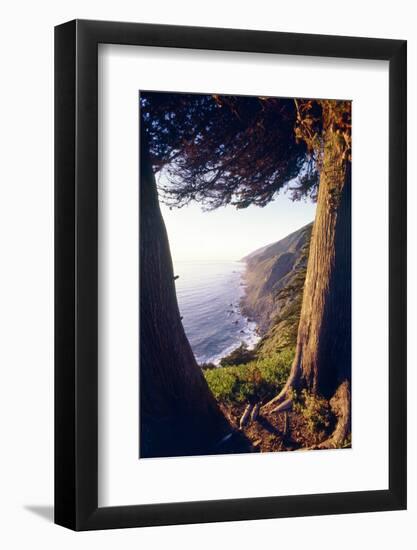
[0,1,414,548]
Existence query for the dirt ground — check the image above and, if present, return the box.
[219,403,331,453]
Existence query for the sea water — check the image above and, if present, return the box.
[173,260,259,365]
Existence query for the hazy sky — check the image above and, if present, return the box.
[160,189,316,263]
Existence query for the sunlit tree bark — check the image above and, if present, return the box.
[264,102,351,446]
[140,94,352,449]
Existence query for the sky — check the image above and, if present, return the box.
[160,189,316,263]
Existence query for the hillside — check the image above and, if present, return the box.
[241,222,313,354]
[202,221,343,452]
[204,222,313,397]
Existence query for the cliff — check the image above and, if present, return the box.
[241,222,313,354]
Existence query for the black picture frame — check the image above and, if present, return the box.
[55,19,407,531]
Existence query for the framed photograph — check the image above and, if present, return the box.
[55,19,406,530]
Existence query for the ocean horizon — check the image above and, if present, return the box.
[173,259,260,365]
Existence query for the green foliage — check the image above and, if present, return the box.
[140,92,314,209]
[219,343,256,367]
[292,389,332,436]
[204,348,294,404]
[341,433,352,449]
[200,362,217,370]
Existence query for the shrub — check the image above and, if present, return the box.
[204,348,294,404]
[293,389,332,437]
[219,343,256,367]
[200,362,217,370]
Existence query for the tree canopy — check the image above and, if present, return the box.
[140,92,323,209]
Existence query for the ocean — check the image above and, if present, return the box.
[174,260,260,365]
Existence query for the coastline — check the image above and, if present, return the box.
[210,261,260,366]
[238,259,264,337]
[175,259,261,366]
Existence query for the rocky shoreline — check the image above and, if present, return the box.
[218,223,312,366]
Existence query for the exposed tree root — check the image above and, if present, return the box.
[239,404,253,430]
[262,380,351,449]
[261,380,293,413]
[269,397,293,414]
[251,402,261,422]
[316,381,351,449]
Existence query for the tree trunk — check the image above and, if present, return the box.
[140,139,231,458]
[265,114,351,445]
